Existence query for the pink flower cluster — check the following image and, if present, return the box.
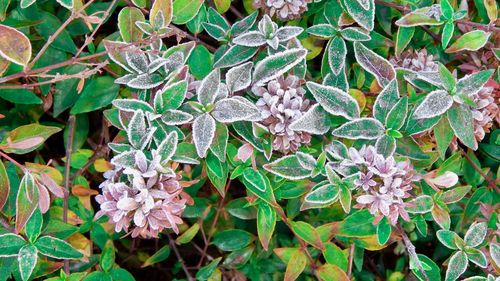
[339,146,417,225]
[95,151,188,238]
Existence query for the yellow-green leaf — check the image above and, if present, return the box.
[0,24,31,66]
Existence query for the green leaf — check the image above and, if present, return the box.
[433,117,453,159]
[373,79,399,124]
[214,0,230,13]
[172,0,204,24]
[445,251,468,281]
[440,0,453,19]
[327,36,347,76]
[323,243,348,271]
[212,229,254,251]
[253,48,307,86]
[466,247,487,268]
[206,152,228,196]
[186,4,206,35]
[118,7,144,42]
[109,269,135,281]
[412,254,441,281]
[437,230,460,250]
[447,104,476,150]
[343,0,375,30]
[0,89,42,105]
[376,217,391,245]
[71,76,119,114]
[440,185,471,204]
[395,137,430,160]
[263,155,312,180]
[307,24,337,39]
[0,233,26,257]
[18,244,37,281]
[446,30,491,53]
[484,0,498,22]
[15,173,39,233]
[0,160,10,210]
[291,221,324,250]
[438,63,456,92]
[301,182,340,210]
[209,122,228,162]
[305,82,360,120]
[25,209,42,243]
[0,24,31,66]
[284,249,308,281]
[316,264,350,281]
[385,96,408,130]
[34,12,77,54]
[256,203,276,251]
[337,209,376,238]
[34,236,83,259]
[141,245,170,267]
[100,242,115,273]
[196,257,222,280]
[405,195,434,214]
[213,45,258,68]
[441,21,454,49]
[176,223,200,244]
[353,42,395,87]
[395,27,415,57]
[242,168,276,205]
[0,124,61,154]
[188,45,214,80]
[331,118,385,140]
[395,5,444,27]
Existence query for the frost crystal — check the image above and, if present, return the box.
[335,145,418,225]
[253,75,312,153]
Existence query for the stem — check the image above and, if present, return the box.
[168,233,194,281]
[0,151,25,170]
[397,224,429,281]
[461,149,498,192]
[63,115,76,274]
[347,243,355,278]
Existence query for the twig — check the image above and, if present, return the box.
[347,243,355,278]
[397,224,429,281]
[170,25,218,52]
[229,5,244,19]
[63,115,76,274]
[168,233,194,281]
[0,151,25,170]
[461,149,498,192]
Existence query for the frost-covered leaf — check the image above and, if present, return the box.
[301,182,340,210]
[276,26,303,41]
[464,222,487,248]
[253,48,307,86]
[447,104,476,150]
[340,27,371,41]
[395,5,444,27]
[440,185,470,203]
[263,155,313,180]
[127,110,147,149]
[18,244,37,281]
[161,110,193,125]
[490,243,500,268]
[385,96,408,130]
[466,248,487,268]
[307,24,337,39]
[193,113,216,158]
[445,251,468,281]
[327,36,346,76]
[226,61,253,93]
[242,168,276,205]
[344,0,375,30]
[354,42,395,87]
[154,80,188,113]
[214,45,258,68]
[437,230,460,250]
[289,104,330,134]
[323,69,348,93]
[331,118,385,140]
[156,131,178,163]
[231,11,258,36]
[126,73,164,89]
[413,90,453,119]
[210,122,228,162]
[456,69,494,97]
[113,99,154,113]
[202,22,227,40]
[233,31,266,47]
[446,30,491,53]
[306,82,360,120]
[373,80,399,124]
[125,50,148,73]
[212,97,261,123]
[375,135,396,157]
[197,68,220,105]
[405,195,433,214]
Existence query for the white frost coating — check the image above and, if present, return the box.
[448,104,477,150]
[18,245,37,281]
[276,26,304,41]
[161,110,193,125]
[375,135,396,157]
[344,0,375,30]
[373,79,399,124]
[127,110,147,149]
[212,97,261,123]
[413,90,453,119]
[306,82,360,120]
[331,118,385,140]
[233,31,267,47]
[156,131,178,163]
[307,24,337,38]
[354,42,395,87]
[289,104,330,134]
[197,68,221,105]
[356,0,370,10]
[125,50,149,73]
[328,36,347,76]
[456,69,494,97]
[340,27,371,41]
[127,73,163,89]
[113,99,154,113]
[252,48,307,86]
[193,113,216,158]
[263,154,312,180]
[304,183,339,205]
[226,61,253,93]
[296,151,317,170]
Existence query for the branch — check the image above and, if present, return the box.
[168,233,194,281]
[63,115,76,274]
[461,149,499,192]
[397,224,429,281]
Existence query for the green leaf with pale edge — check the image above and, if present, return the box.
[172,0,203,24]
[0,233,26,257]
[257,203,276,251]
[150,0,172,27]
[327,36,346,76]
[284,249,308,281]
[34,236,83,259]
[445,251,468,281]
[18,244,37,281]
[263,155,312,180]
[0,160,9,210]
[118,7,145,42]
[331,118,385,140]
[306,82,360,120]
[354,42,395,87]
[395,27,415,56]
[253,48,307,86]
[447,104,476,150]
[15,173,39,233]
[376,217,391,245]
[446,30,491,53]
[0,124,61,154]
[291,221,323,249]
[242,168,276,205]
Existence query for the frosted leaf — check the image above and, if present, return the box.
[127,110,147,149]
[125,50,149,73]
[213,45,258,69]
[331,118,385,140]
[226,62,253,93]
[263,154,313,180]
[447,104,476,150]
[307,24,337,39]
[405,195,434,214]
[154,80,187,113]
[215,83,229,101]
[127,73,164,89]
[192,113,216,158]
[276,26,304,41]
[373,79,399,124]
[490,244,500,268]
[233,31,267,47]
[107,143,131,154]
[202,22,228,41]
[156,131,178,163]
[327,36,347,76]
[385,96,408,130]
[395,5,444,27]
[231,11,258,37]
[148,57,169,73]
[197,68,221,105]
[323,69,349,93]
[258,14,276,36]
[103,40,134,72]
[340,27,371,41]
[464,222,487,248]
[354,42,395,87]
[296,152,317,170]
[375,135,396,157]
[115,74,135,85]
[253,48,307,86]
[445,251,468,281]
[209,122,229,162]
[344,0,375,30]
[212,97,261,123]
[456,69,494,97]
[18,244,37,281]
[113,99,154,113]
[413,90,453,119]
[110,150,137,168]
[306,82,360,120]
[163,51,184,74]
[161,109,193,125]
[164,41,195,64]
[301,182,340,210]
[266,36,280,50]
[289,104,330,134]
